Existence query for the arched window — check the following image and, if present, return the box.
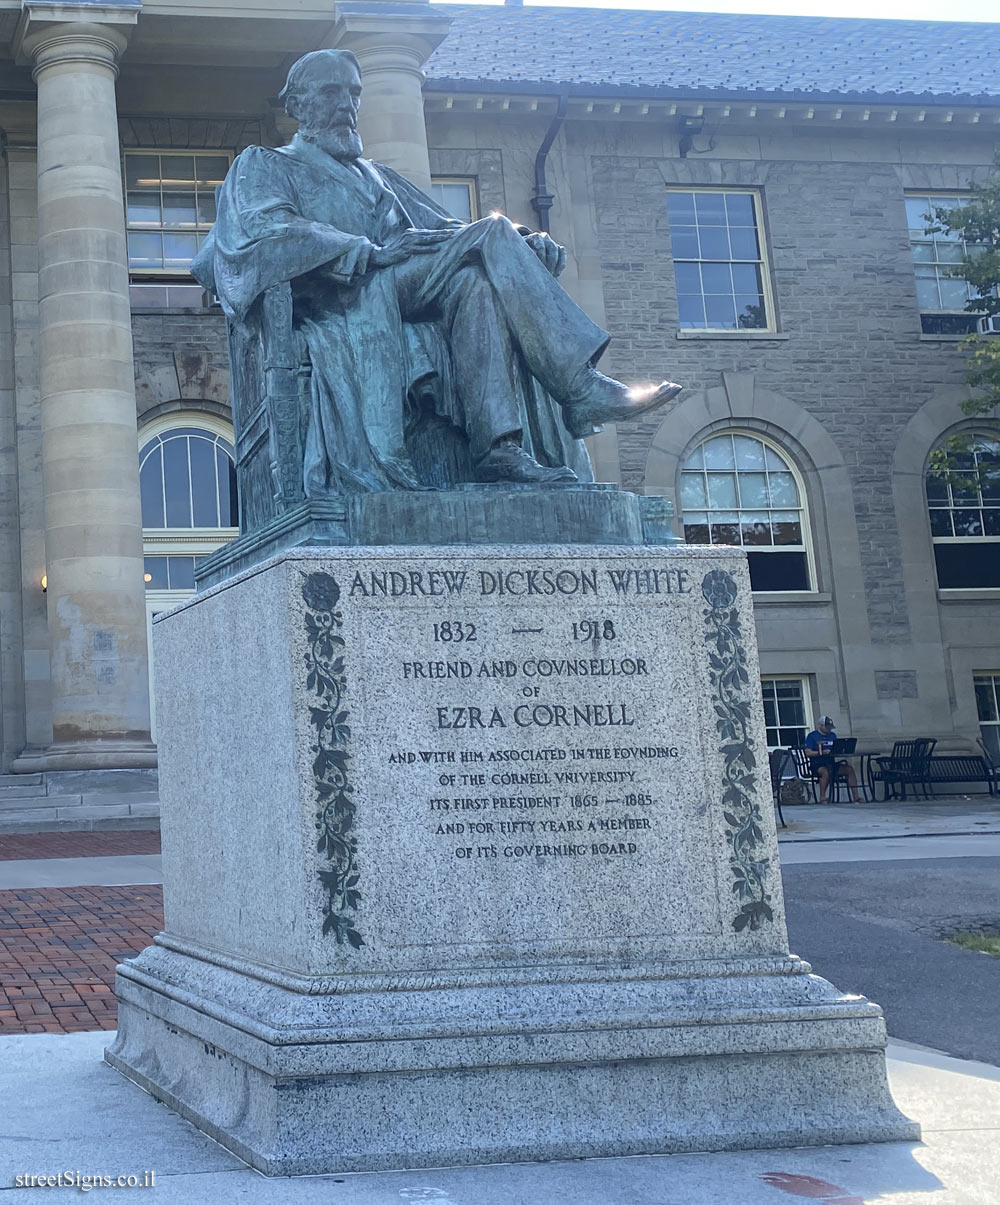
[679,431,812,592]
[926,430,1000,589]
[139,417,238,593]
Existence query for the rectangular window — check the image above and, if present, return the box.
[124,151,231,275]
[974,673,1000,761]
[666,189,773,332]
[760,677,811,749]
[429,177,478,223]
[906,193,982,335]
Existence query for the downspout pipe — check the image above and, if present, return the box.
[531,93,568,232]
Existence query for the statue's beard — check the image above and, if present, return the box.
[301,123,363,162]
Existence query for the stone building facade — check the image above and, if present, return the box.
[1,0,999,774]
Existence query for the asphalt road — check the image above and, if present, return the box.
[781,855,1000,1067]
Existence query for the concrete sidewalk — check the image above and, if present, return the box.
[2,1033,998,1203]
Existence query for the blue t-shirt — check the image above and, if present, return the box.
[805,728,835,756]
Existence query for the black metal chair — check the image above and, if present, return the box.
[768,747,789,828]
[788,747,820,803]
[872,738,937,801]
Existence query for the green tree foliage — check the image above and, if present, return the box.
[927,156,1000,481]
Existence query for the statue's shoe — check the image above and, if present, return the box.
[475,444,578,485]
[562,372,682,440]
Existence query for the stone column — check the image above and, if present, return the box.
[333,1,451,192]
[18,9,155,771]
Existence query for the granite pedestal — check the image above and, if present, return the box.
[107,543,916,1174]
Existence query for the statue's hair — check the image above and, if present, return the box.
[279,49,362,119]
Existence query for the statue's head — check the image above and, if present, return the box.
[280,49,364,161]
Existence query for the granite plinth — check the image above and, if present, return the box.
[108,545,915,1173]
[194,486,679,590]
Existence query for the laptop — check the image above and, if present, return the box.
[831,738,857,755]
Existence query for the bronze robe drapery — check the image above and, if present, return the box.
[192,136,595,494]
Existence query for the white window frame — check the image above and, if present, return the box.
[679,429,816,594]
[760,676,813,750]
[926,429,1000,592]
[974,673,1000,761]
[139,412,237,740]
[429,176,479,223]
[665,187,776,333]
[906,191,987,334]
[123,149,232,278]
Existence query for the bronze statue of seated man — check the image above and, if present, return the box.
[192,49,681,494]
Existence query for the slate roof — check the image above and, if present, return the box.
[425,6,1000,103]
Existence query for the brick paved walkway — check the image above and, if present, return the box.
[0,885,162,1034]
[0,831,161,861]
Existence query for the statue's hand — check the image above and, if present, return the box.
[370,228,454,269]
[524,231,567,278]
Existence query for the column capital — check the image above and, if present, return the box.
[15,2,140,71]
[332,1,451,72]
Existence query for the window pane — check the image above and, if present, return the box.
[702,437,735,470]
[975,679,998,722]
[701,262,732,294]
[125,155,160,191]
[694,193,727,224]
[196,191,218,225]
[736,298,767,329]
[739,472,769,508]
[704,295,737,329]
[710,515,740,545]
[162,191,197,228]
[748,551,810,591]
[767,471,799,507]
[728,226,760,260]
[666,192,696,223]
[196,156,231,188]
[218,447,238,526]
[166,556,196,590]
[741,513,772,545]
[190,436,219,526]
[771,514,803,545]
[670,227,700,259]
[905,196,933,228]
[677,293,706,328]
[983,510,1000,536]
[707,473,738,508]
[733,436,766,470]
[939,277,971,310]
[731,263,763,294]
[673,262,701,294]
[725,193,755,225]
[127,191,162,227]
[935,543,1000,588]
[139,446,165,528]
[161,155,195,185]
[128,232,163,270]
[162,435,192,527]
[684,444,705,470]
[163,233,199,269]
[953,509,983,537]
[914,269,940,309]
[929,509,954,537]
[679,474,707,508]
[144,556,168,589]
[683,518,710,544]
[698,227,731,260]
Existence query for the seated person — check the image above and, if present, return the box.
[804,716,861,804]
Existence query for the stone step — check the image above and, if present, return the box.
[0,773,43,790]
[0,813,160,834]
[0,792,66,811]
[0,783,51,799]
[0,795,160,834]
